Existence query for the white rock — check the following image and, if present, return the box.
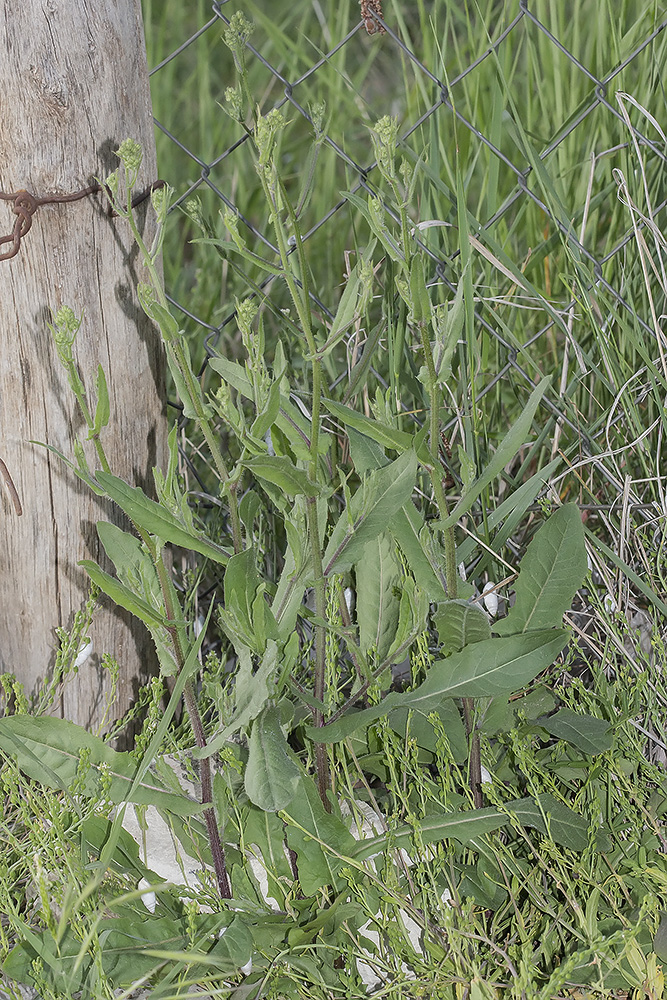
[482,582,499,618]
[138,878,156,913]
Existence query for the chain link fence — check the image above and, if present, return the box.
[144,1,667,596]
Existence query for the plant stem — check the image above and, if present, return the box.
[264,168,331,809]
[462,697,483,809]
[306,495,331,811]
[418,313,483,808]
[124,191,243,554]
[154,551,231,897]
[182,679,232,898]
[417,321,458,600]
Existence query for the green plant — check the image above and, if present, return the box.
[2,3,667,995]
[0,121,603,997]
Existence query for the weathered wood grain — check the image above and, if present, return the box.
[0,0,166,731]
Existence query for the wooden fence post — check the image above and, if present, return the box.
[0,1,166,731]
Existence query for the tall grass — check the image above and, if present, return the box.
[143,0,667,607]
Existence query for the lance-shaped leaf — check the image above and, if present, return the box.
[439,377,550,529]
[390,500,448,600]
[79,560,166,630]
[509,793,589,852]
[0,716,200,815]
[242,455,319,497]
[95,471,230,565]
[308,629,568,743]
[196,642,278,758]
[244,705,300,812]
[494,502,587,635]
[351,793,589,860]
[324,399,414,453]
[90,363,110,437]
[351,805,510,861]
[282,777,357,895]
[323,450,418,576]
[541,708,613,755]
[434,599,492,656]
[356,533,401,662]
[310,241,376,361]
[344,431,448,600]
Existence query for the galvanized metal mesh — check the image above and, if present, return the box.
[146,1,667,535]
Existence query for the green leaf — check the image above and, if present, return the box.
[352,794,589,862]
[440,377,551,529]
[0,716,199,815]
[454,457,562,567]
[166,339,212,420]
[79,816,160,881]
[409,253,431,324]
[209,356,324,463]
[250,377,282,441]
[541,708,613,755]
[242,455,319,497]
[311,244,375,360]
[347,426,386,476]
[390,501,448,600]
[411,629,569,700]
[323,450,418,575]
[196,641,278,758]
[95,471,229,565]
[341,435,448,600]
[79,560,166,630]
[96,521,162,608]
[3,923,92,993]
[430,276,465,387]
[342,189,404,263]
[90,364,110,437]
[508,793,589,852]
[208,355,254,397]
[356,533,401,661]
[310,629,568,742]
[244,805,294,887]
[244,705,300,812]
[282,777,357,895]
[388,699,467,760]
[494,503,587,635]
[324,398,414,452]
[139,292,180,341]
[351,806,510,861]
[224,547,259,635]
[434,599,492,655]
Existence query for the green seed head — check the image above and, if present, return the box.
[116,139,143,174]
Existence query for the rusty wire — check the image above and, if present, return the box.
[0,181,166,261]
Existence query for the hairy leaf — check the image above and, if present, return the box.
[356,533,401,661]
[494,503,587,635]
[323,450,418,575]
[310,629,568,743]
[541,708,613,755]
[245,705,300,812]
[0,717,199,815]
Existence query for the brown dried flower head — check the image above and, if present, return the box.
[360,0,386,35]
